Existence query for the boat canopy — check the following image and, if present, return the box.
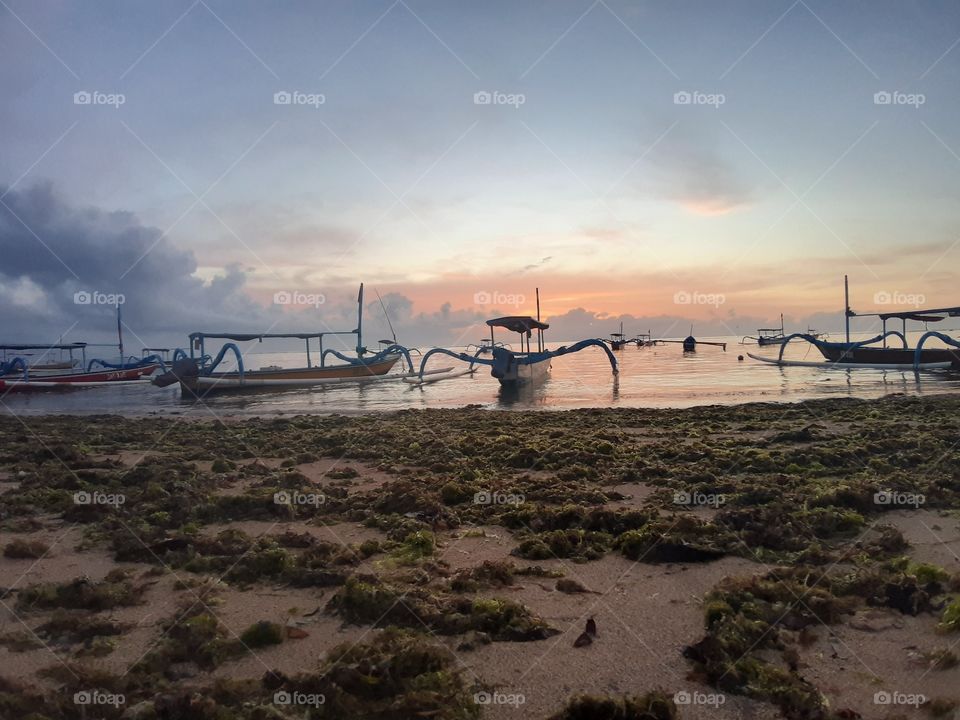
[851,306,960,321]
[0,343,87,351]
[187,331,355,341]
[486,316,549,334]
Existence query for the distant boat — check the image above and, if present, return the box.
[410,289,618,388]
[742,314,824,346]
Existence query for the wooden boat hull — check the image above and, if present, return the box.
[180,355,401,395]
[817,345,960,369]
[495,358,551,387]
[0,364,160,391]
[757,336,786,346]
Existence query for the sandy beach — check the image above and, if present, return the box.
[1,394,959,719]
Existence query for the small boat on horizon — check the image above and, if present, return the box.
[742,314,823,346]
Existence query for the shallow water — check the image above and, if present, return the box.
[3,333,960,417]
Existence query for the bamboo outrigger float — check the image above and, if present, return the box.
[410,289,618,388]
[749,276,960,371]
[152,284,427,396]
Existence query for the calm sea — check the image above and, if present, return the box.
[3,332,960,417]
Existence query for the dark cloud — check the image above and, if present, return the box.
[0,182,281,346]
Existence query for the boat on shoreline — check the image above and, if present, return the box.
[152,284,421,396]
[750,277,960,371]
[0,330,164,392]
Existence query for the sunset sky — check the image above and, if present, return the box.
[2,0,959,348]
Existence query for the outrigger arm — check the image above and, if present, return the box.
[415,338,618,381]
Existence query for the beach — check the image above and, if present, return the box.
[1,394,959,719]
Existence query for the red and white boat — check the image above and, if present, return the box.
[0,343,162,392]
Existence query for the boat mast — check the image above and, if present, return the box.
[356,283,364,356]
[844,275,850,344]
[117,304,124,369]
[536,288,543,352]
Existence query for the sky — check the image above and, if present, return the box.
[1,0,959,351]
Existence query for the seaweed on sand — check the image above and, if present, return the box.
[15,570,145,612]
[548,691,676,720]
[269,628,481,719]
[326,576,558,641]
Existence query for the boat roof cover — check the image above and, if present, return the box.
[0,343,87,351]
[188,331,355,341]
[486,316,549,333]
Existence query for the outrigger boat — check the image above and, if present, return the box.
[153,284,427,396]
[0,312,165,391]
[742,314,823,346]
[409,289,618,388]
[0,343,162,391]
[748,276,960,371]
